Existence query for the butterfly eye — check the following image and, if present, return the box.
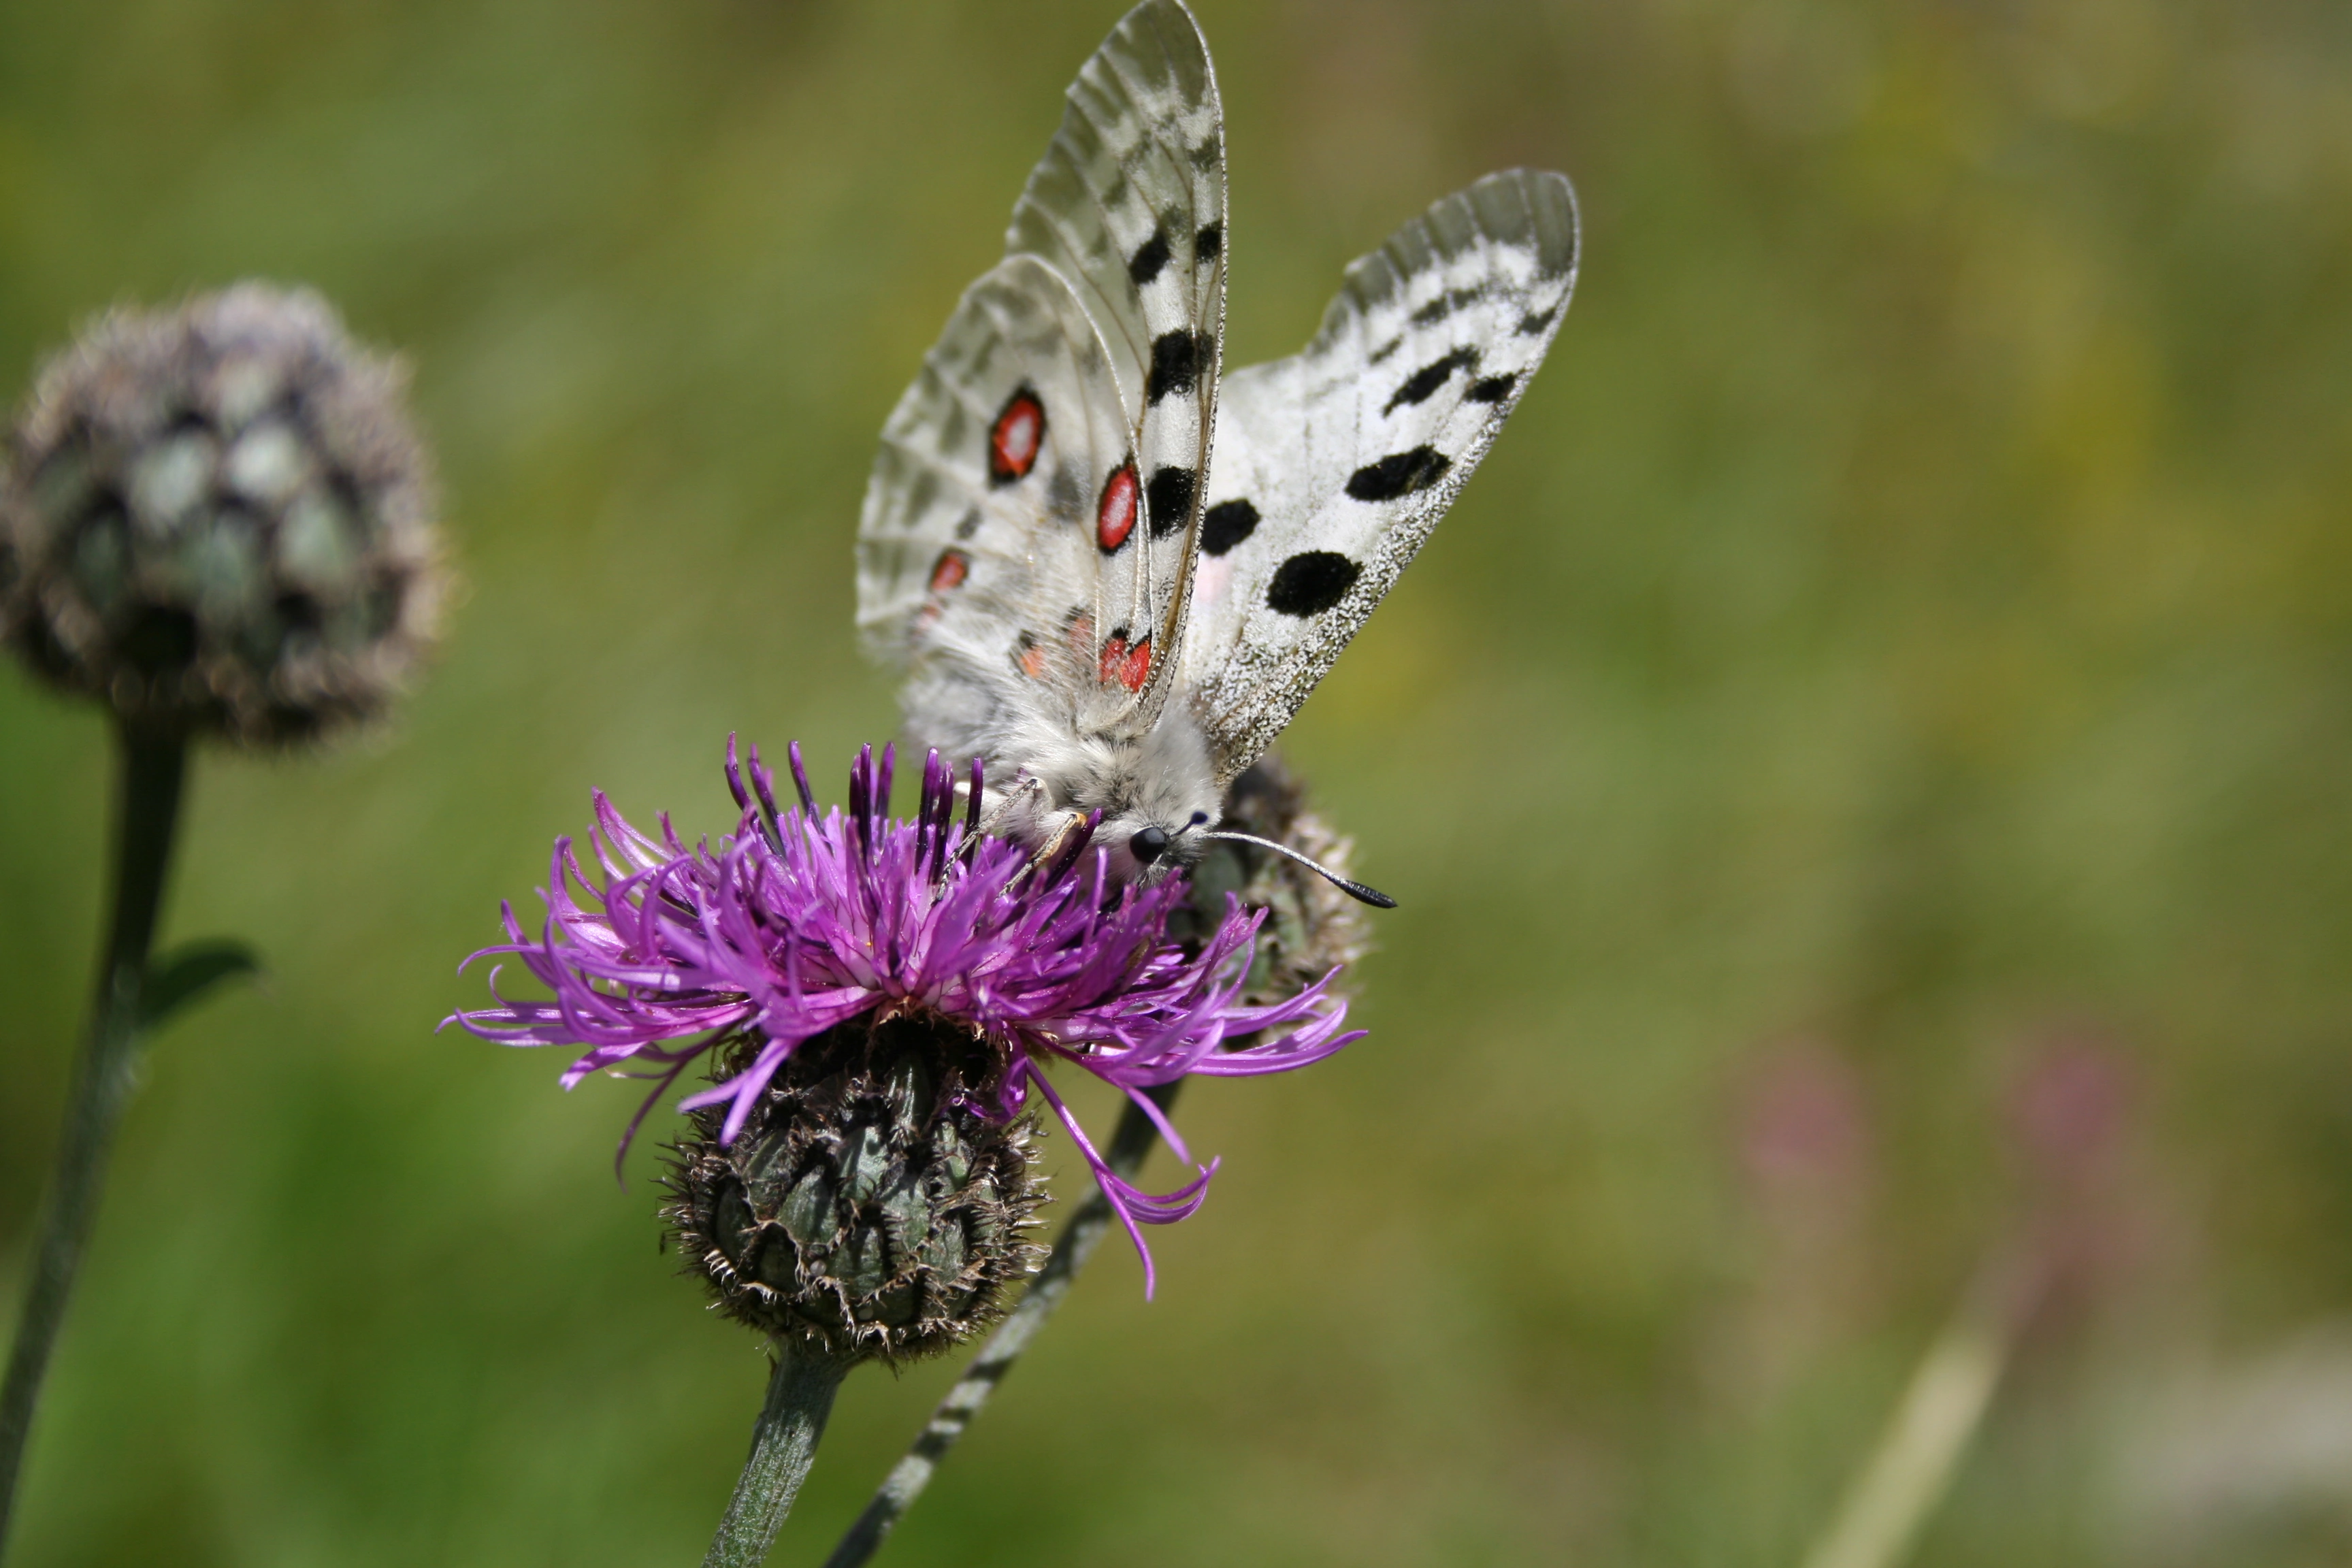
[1129,825,1171,866]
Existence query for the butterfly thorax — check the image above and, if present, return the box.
[975,704,1220,883]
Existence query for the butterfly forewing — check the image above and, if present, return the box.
[1181,169,1580,783]
[1005,0,1227,732]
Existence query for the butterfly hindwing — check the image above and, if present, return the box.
[1181,169,1581,783]
[857,255,1134,761]
[1006,0,1226,732]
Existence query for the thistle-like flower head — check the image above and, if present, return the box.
[450,740,1362,1318]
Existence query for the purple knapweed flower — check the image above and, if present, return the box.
[448,739,1362,1295]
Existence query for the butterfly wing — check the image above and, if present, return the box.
[856,254,1135,762]
[1006,0,1226,734]
[1181,169,1580,783]
[859,0,1228,768]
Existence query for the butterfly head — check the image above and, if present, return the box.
[1122,807,1218,875]
[993,706,1222,883]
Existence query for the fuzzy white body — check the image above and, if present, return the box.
[981,707,1222,880]
[894,603,1221,876]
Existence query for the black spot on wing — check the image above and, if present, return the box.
[1466,374,1517,404]
[953,507,981,540]
[904,467,941,519]
[1518,304,1560,336]
[1409,286,1488,326]
[1146,329,1212,404]
[1345,446,1452,502]
[1128,227,1172,287]
[1384,348,1479,414]
[1267,551,1361,617]
[1145,466,1196,537]
[1200,499,1258,556]
[1369,336,1404,365]
[1190,137,1222,172]
[1046,464,1083,523]
[1195,221,1222,262]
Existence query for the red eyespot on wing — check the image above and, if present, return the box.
[989,389,1045,484]
[1011,631,1049,679]
[1096,461,1139,553]
[928,548,970,593]
[1098,632,1151,692]
[1119,636,1152,691]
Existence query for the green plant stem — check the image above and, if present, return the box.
[1797,1260,2034,1568]
[0,720,188,1554]
[820,1081,1178,1568]
[704,1336,852,1568]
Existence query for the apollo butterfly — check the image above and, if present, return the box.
[855,0,1579,900]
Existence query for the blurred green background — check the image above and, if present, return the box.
[5,0,2352,1563]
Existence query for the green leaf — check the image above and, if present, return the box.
[140,939,262,1032]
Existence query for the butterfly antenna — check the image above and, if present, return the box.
[1204,831,1398,909]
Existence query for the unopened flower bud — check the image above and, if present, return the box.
[667,1017,1045,1364]
[0,284,446,743]
[1176,755,1374,1008]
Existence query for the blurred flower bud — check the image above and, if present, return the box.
[667,1019,1045,1365]
[1173,755,1373,1009]
[0,284,446,743]
[2005,1028,2133,1192]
